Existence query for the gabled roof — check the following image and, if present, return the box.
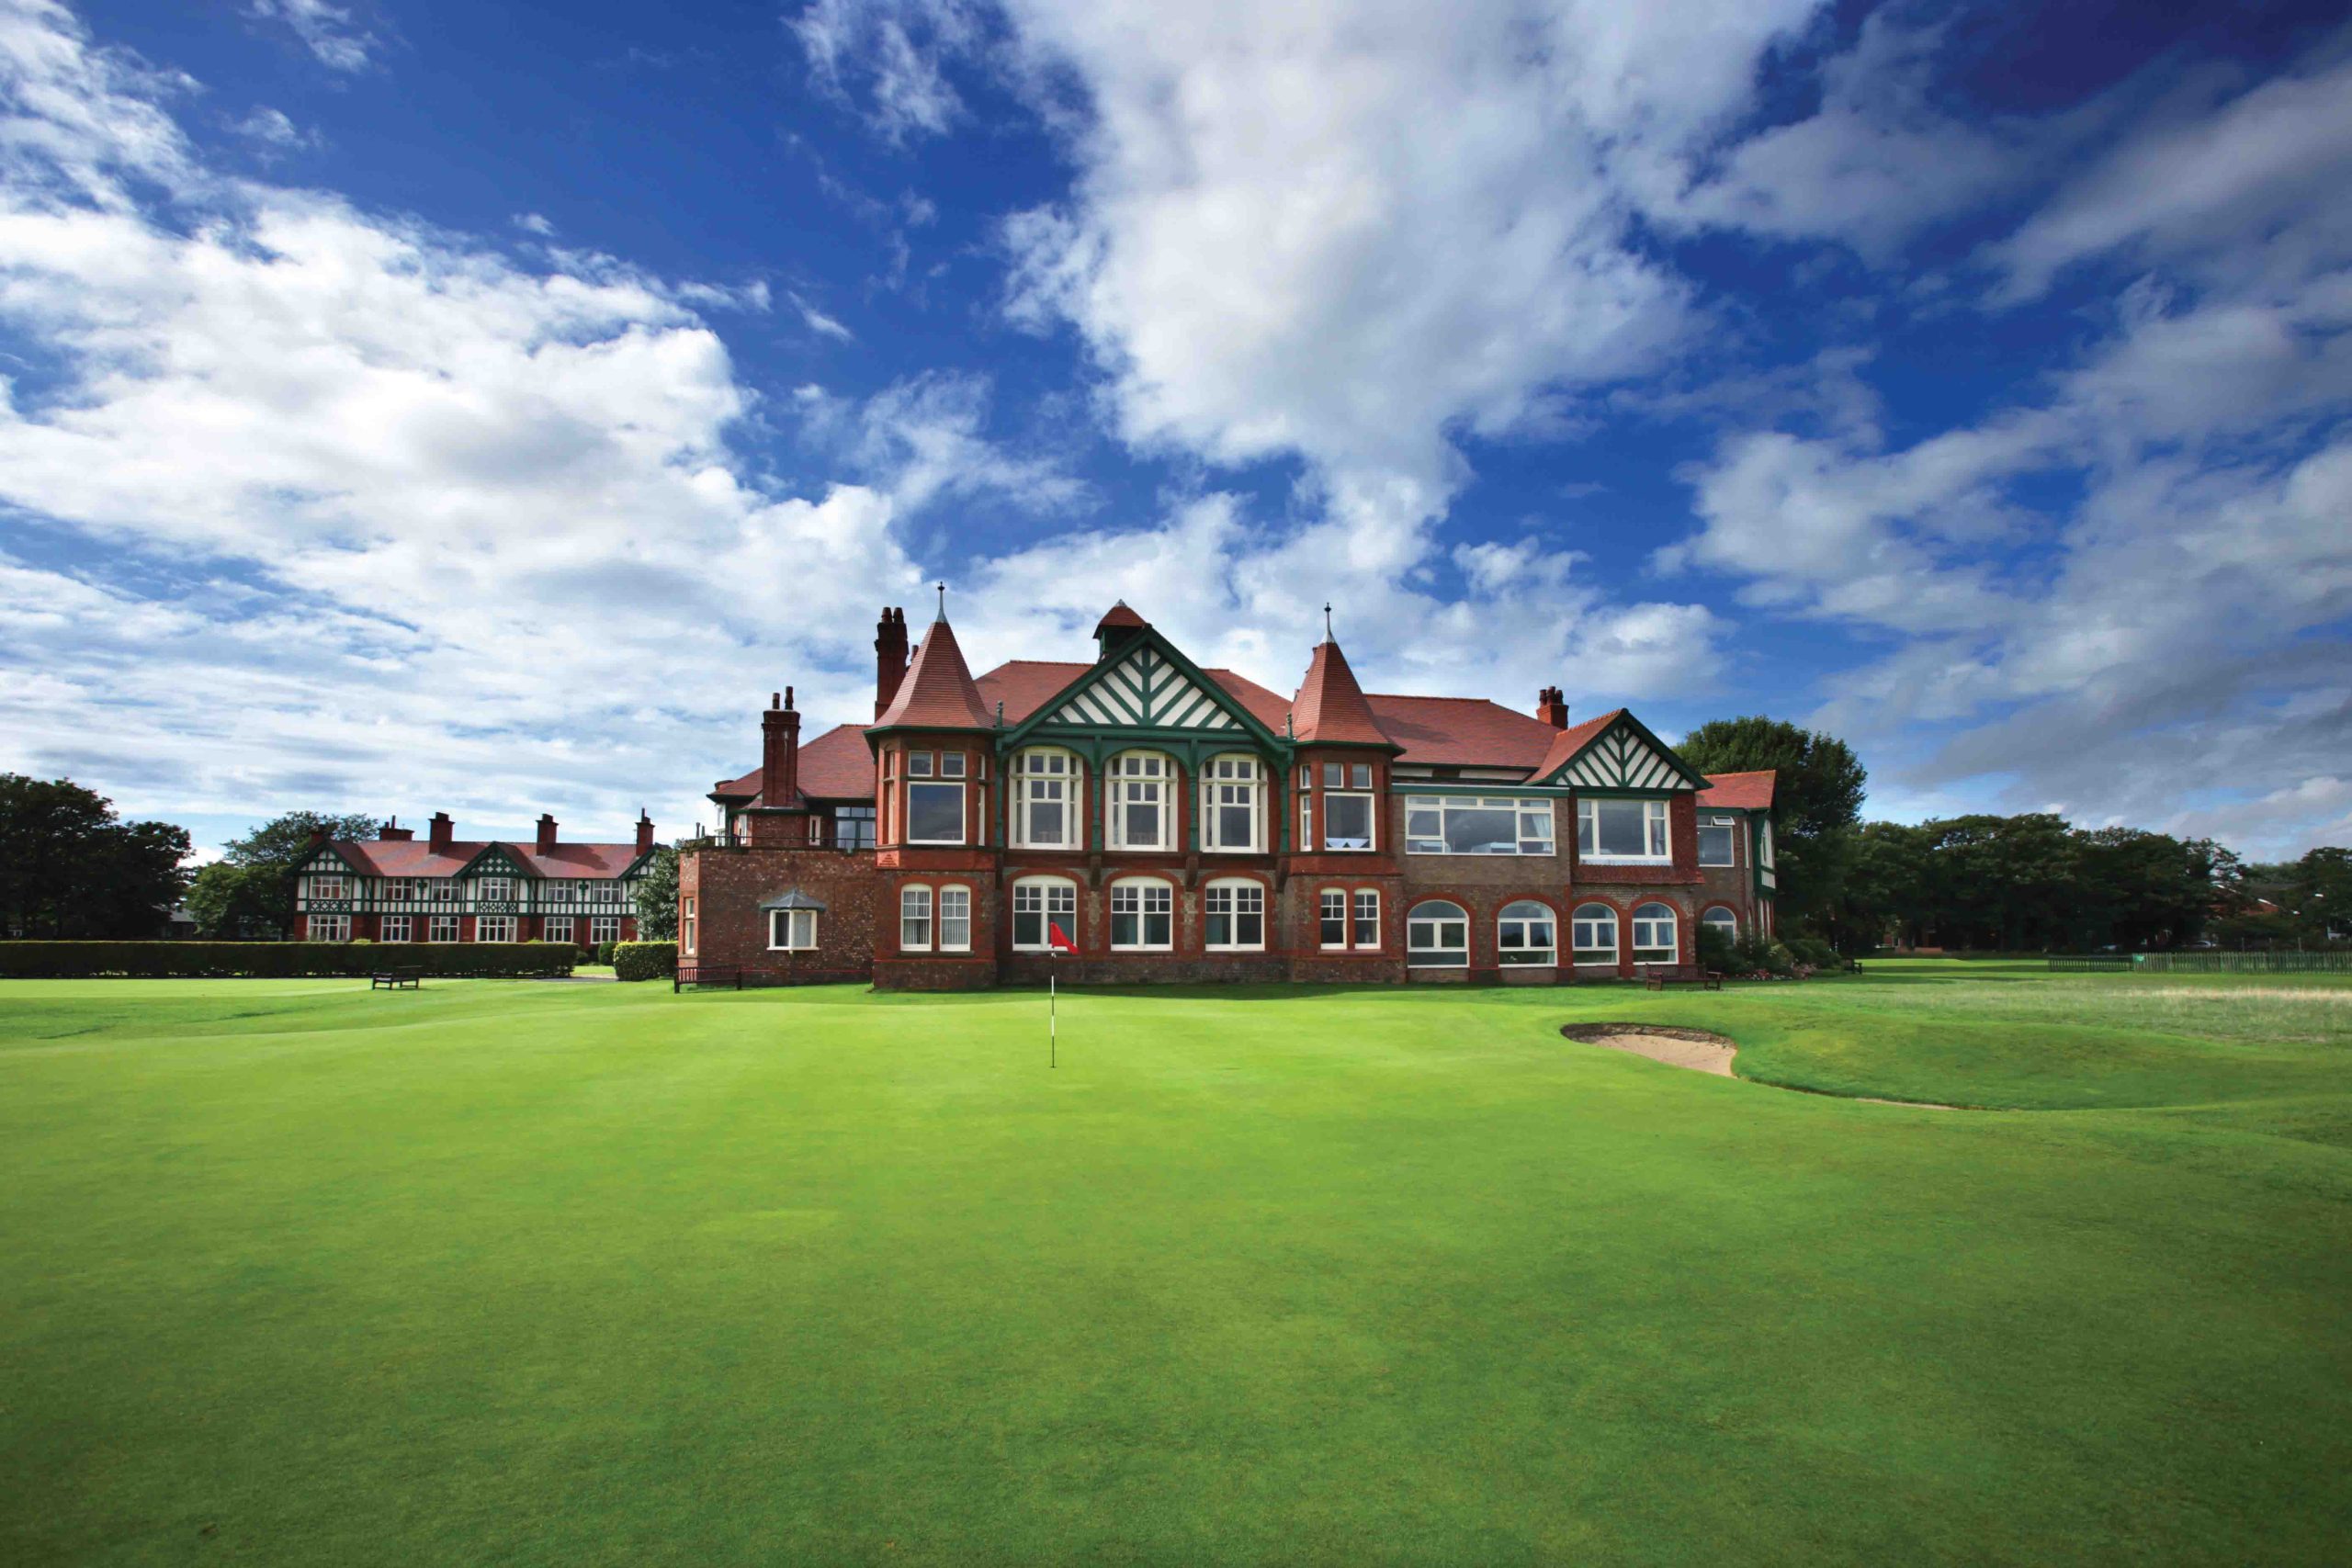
[1367,694,1561,769]
[1290,642,1396,749]
[972,660,1293,732]
[322,839,648,880]
[1530,709,1623,782]
[870,617,994,732]
[1001,625,1287,750]
[1533,708,1710,791]
[1698,771,1776,810]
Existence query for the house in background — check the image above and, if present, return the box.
[682,602,1774,987]
[290,812,657,948]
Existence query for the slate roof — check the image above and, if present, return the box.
[1697,771,1777,809]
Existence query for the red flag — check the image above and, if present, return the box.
[1047,921,1078,954]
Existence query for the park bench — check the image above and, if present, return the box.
[673,963,744,993]
[1641,964,1723,992]
[370,967,422,990]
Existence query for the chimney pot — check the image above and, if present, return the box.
[428,811,454,852]
[1537,686,1569,729]
[537,812,558,853]
[875,605,911,718]
[636,811,655,855]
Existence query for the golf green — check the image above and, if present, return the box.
[4,963,2348,1564]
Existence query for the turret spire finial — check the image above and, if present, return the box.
[1323,602,1333,640]
[936,581,947,619]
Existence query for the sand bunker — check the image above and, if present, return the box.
[1557,1023,1966,1109]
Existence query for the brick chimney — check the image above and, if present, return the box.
[1538,686,1569,728]
[537,813,559,853]
[875,606,910,719]
[636,810,656,855]
[428,811,454,852]
[763,687,802,807]
[378,817,413,842]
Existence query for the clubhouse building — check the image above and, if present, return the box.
[682,603,1776,987]
[290,811,657,948]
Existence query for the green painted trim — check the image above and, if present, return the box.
[1536,710,1710,790]
[1394,784,1573,798]
[999,626,1291,755]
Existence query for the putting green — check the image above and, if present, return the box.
[4,964,2347,1565]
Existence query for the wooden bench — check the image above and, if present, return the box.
[673,963,743,993]
[1641,964,1724,991]
[369,967,422,990]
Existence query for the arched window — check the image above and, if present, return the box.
[1631,901,1678,964]
[1204,878,1265,950]
[1012,877,1077,952]
[899,885,933,951]
[1407,900,1469,967]
[1571,903,1618,965]
[1200,754,1262,852]
[1108,750,1174,851]
[1012,749,1079,849]
[1497,900,1556,965]
[1702,906,1737,944]
[1110,877,1174,951]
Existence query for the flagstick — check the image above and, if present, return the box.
[1049,962,1057,1069]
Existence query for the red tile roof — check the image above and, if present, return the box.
[872,617,994,730]
[1697,770,1776,809]
[1529,708,1626,781]
[1364,694,1561,768]
[971,660,1291,730]
[329,839,646,880]
[1290,642,1395,747]
[1093,601,1148,635]
[714,722,876,806]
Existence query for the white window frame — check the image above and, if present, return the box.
[432,880,458,903]
[939,886,972,952]
[428,914,459,943]
[1497,900,1557,965]
[1702,907,1738,943]
[1318,889,1348,949]
[307,872,345,901]
[900,885,933,951]
[1404,795,1555,856]
[1353,889,1380,949]
[1407,900,1470,968]
[307,914,351,942]
[477,875,514,903]
[1012,749,1079,850]
[541,915,571,944]
[906,781,966,846]
[1631,901,1678,963]
[1011,877,1078,952]
[1109,878,1174,952]
[1321,788,1376,851]
[1203,878,1265,951]
[588,915,621,945]
[770,908,819,952]
[680,897,695,957]
[1200,754,1262,852]
[380,914,413,942]
[1108,751,1175,852]
[1579,797,1671,864]
[475,914,516,943]
[1698,815,1737,867]
[1571,904,1619,966]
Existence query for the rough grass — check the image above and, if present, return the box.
[3,965,2348,1566]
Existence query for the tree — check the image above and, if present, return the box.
[632,843,679,941]
[0,774,192,938]
[1675,716,1867,938]
[205,810,383,939]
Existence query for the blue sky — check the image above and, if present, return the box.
[0,0,2346,860]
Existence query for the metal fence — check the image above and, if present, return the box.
[2049,952,2352,974]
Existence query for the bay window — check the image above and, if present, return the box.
[1012,878,1077,951]
[1110,879,1173,950]
[1322,790,1374,850]
[906,779,965,844]
[1201,755,1262,852]
[1109,752,1172,851]
[1013,749,1077,849]
[1204,880,1264,950]
[1577,798,1670,863]
[1405,796,1555,855]
[770,908,818,951]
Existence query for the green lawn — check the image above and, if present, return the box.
[4,964,2348,1565]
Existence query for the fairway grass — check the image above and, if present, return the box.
[5,967,2349,1565]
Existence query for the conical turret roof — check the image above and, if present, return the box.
[870,617,996,731]
[1290,639,1395,747]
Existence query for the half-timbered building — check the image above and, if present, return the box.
[290,811,657,947]
[682,603,1775,987]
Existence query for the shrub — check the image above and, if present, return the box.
[594,940,619,965]
[1694,920,1737,973]
[1785,934,1841,970]
[612,941,678,982]
[0,942,577,978]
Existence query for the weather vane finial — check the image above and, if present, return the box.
[1323,602,1333,640]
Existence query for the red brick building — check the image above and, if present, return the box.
[682,604,1776,988]
[290,811,657,948]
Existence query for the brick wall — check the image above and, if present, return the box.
[680,842,878,983]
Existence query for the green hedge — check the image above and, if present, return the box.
[0,942,579,978]
[612,941,678,982]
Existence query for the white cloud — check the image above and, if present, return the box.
[231,106,321,155]
[788,288,854,340]
[790,0,982,144]
[246,0,376,73]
